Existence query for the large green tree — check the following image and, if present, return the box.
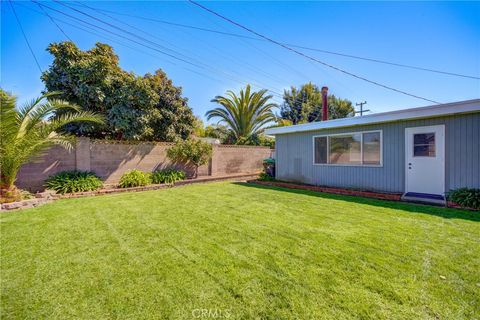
[206,84,277,141]
[280,83,354,124]
[41,41,195,141]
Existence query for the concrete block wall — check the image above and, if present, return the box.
[211,145,273,176]
[16,145,76,192]
[16,138,273,192]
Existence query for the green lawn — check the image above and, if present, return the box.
[1,182,479,319]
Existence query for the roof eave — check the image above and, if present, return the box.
[265,99,480,135]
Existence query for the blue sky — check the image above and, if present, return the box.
[1,1,479,122]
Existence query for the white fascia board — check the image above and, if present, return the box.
[265,99,480,135]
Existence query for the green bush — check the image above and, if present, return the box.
[151,169,186,184]
[118,170,151,188]
[45,171,103,194]
[447,188,480,210]
[258,172,275,182]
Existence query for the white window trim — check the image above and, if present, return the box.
[312,130,383,167]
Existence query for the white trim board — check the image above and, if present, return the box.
[266,99,480,135]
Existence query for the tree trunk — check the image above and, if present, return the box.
[0,184,22,204]
[194,165,199,179]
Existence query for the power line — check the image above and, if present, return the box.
[17,2,248,89]
[188,0,441,104]
[8,0,42,73]
[50,0,284,98]
[17,2,168,65]
[50,0,203,68]
[72,1,289,89]
[28,1,284,98]
[84,5,480,81]
[287,45,480,80]
[36,2,72,41]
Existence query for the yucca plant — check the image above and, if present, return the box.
[0,89,103,202]
[206,84,277,142]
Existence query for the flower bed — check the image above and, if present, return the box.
[249,179,403,201]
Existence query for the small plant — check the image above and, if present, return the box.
[118,170,151,188]
[447,188,480,210]
[151,169,186,184]
[45,171,103,194]
[167,139,213,178]
[263,157,275,178]
[258,172,275,181]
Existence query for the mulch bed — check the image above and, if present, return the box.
[248,180,479,211]
[248,179,402,201]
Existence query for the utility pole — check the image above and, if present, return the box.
[355,101,370,116]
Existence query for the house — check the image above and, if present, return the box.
[265,99,480,204]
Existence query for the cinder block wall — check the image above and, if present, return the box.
[16,138,273,191]
[211,145,273,176]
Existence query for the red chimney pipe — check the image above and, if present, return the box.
[321,86,328,121]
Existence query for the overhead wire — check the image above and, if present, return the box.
[188,0,442,104]
[17,2,267,88]
[36,2,72,41]
[85,4,480,81]
[8,0,43,73]
[29,1,284,98]
[73,1,289,90]
[51,0,284,98]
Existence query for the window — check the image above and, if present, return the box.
[313,131,382,166]
[314,136,328,164]
[362,132,381,165]
[413,133,435,157]
[329,134,362,164]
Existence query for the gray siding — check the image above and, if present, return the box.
[275,113,480,193]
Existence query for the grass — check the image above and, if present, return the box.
[1,182,479,319]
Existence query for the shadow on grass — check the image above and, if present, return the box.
[234,182,480,222]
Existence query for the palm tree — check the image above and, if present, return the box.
[206,85,277,142]
[0,89,103,202]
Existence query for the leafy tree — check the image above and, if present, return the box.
[41,41,195,141]
[166,139,213,178]
[0,89,103,202]
[192,116,206,137]
[236,134,275,148]
[280,83,354,124]
[280,83,320,124]
[204,124,235,144]
[206,84,277,142]
[143,70,195,141]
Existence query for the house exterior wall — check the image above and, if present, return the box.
[275,112,480,193]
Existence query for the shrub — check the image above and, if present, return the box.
[263,157,275,178]
[258,172,275,181]
[167,139,213,178]
[118,170,151,188]
[151,169,186,184]
[447,188,480,210]
[45,171,103,194]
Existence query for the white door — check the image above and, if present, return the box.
[405,125,445,196]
